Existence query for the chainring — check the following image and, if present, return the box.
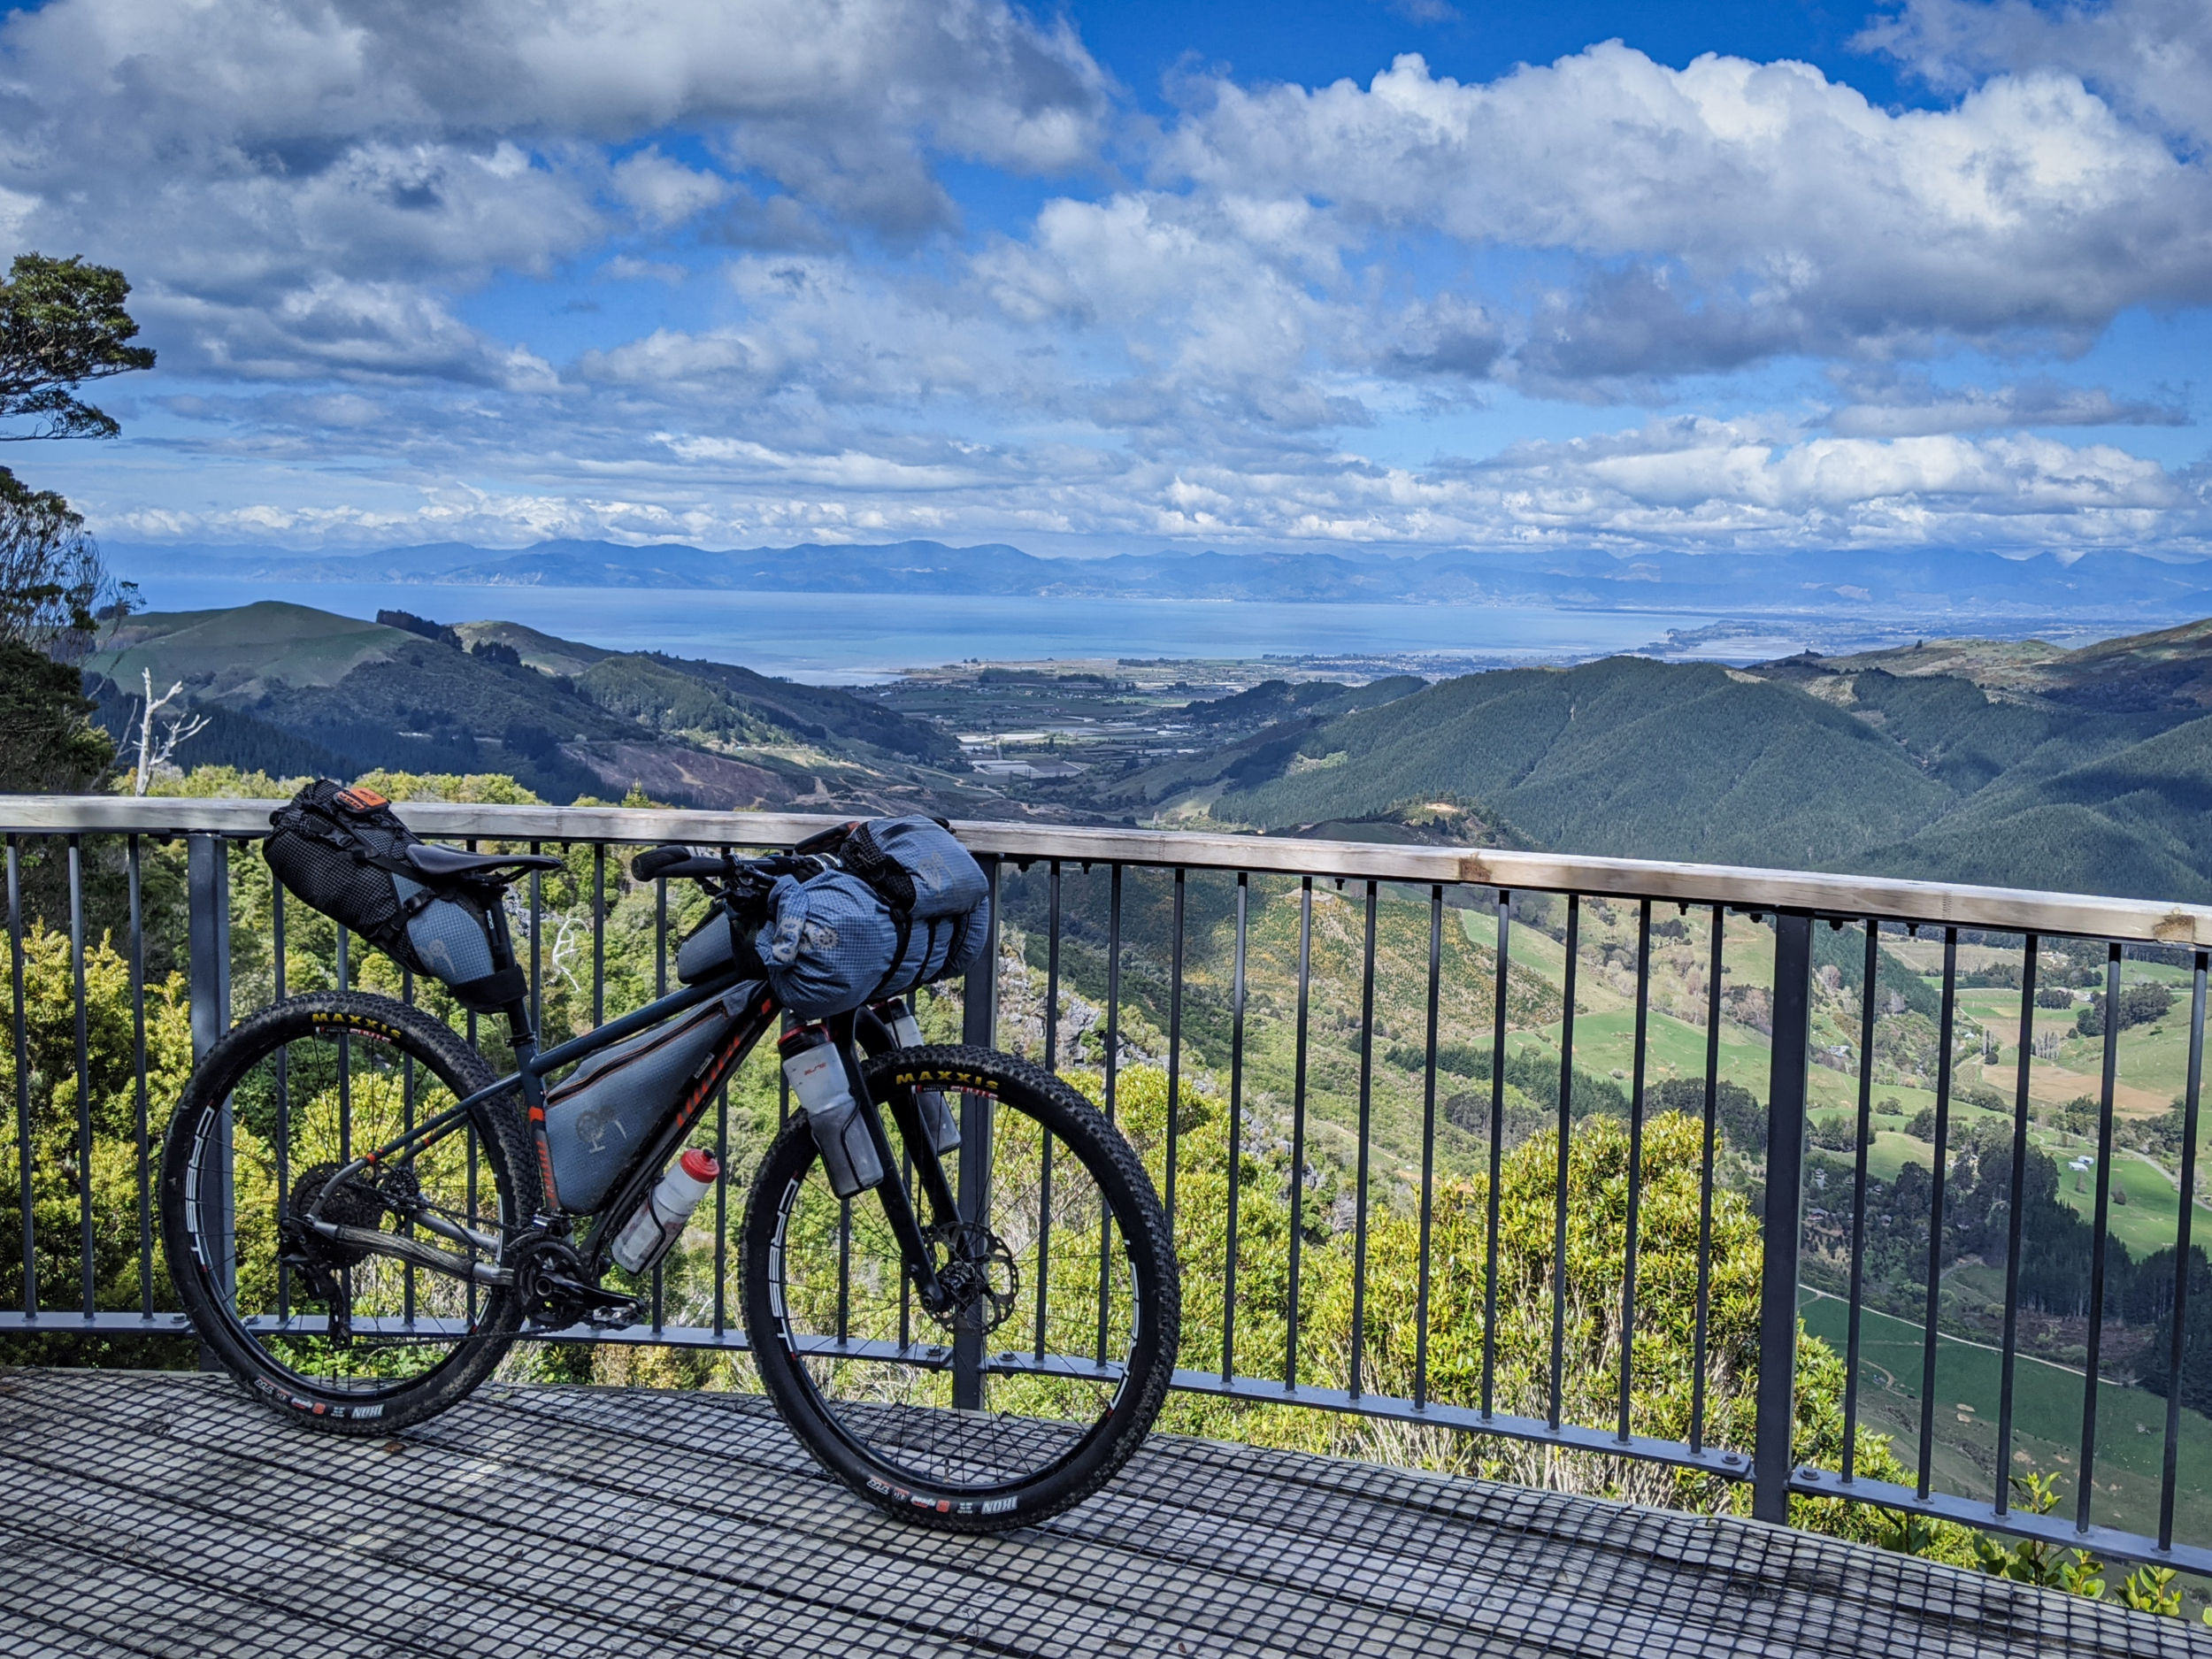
[514,1235,592,1330]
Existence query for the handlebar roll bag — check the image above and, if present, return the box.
[755,818,990,1018]
[675,902,769,987]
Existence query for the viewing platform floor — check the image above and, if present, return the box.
[0,1367,2195,1657]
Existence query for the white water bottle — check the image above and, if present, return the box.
[611,1147,720,1273]
[780,1025,887,1198]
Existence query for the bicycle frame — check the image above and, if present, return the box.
[317,901,962,1312]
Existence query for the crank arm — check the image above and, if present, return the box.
[310,1221,513,1288]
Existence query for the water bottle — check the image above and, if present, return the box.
[780,1025,887,1199]
[611,1147,721,1274]
[873,997,960,1156]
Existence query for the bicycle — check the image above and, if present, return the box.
[161,833,1181,1531]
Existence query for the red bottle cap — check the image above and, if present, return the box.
[680,1148,721,1181]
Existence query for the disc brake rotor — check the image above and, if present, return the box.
[926,1222,1019,1336]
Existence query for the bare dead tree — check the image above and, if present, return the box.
[127,666,210,794]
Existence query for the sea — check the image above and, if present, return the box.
[119,572,1739,684]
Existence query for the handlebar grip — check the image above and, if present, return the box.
[792,820,860,856]
[631,844,697,881]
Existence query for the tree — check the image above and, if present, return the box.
[0,253,154,794]
[123,667,211,795]
[0,634,113,792]
[0,466,105,658]
[1,254,157,443]
[0,918,196,1365]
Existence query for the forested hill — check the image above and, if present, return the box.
[1212,634,2212,902]
[81,602,972,814]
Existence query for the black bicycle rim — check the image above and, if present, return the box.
[171,1009,514,1403]
[759,1056,1168,1504]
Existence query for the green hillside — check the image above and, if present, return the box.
[83,602,966,810]
[1224,657,1958,866]
[1212,647,2212,900]
[89,603,417,697]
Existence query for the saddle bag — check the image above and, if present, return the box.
[753,816,990,1018]
[541,990,745,1214]
[262,780,522,1012]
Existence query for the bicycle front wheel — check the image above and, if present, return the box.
[743,1044,1180,1530]
[160,990,535,1432]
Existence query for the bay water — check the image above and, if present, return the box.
[119,572,1722,683]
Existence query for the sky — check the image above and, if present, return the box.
[1,0,2208,560]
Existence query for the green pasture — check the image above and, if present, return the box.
[1800,1290,2212,1551]
[2041,1139,2208,1258]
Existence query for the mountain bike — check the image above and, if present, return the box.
[161,836,1181,1531]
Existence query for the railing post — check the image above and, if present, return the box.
[188,835,233,1368]
[187,834,232,1062]
[1753,909,1813,1524]
[952,855,1001,1409]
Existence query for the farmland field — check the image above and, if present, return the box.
[1800,1290,2212,1552]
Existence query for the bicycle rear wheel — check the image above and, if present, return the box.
[161,990,535,1432]
[743,1044,1179,1530]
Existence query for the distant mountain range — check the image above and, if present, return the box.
[106,538,2212,631]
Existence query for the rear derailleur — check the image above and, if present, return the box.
[513,1235,642,1333]
[277,1161,421,1346]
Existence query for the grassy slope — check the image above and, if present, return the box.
[85,602,415,698]
[1218,644,2212,902]
[85,602,963,804]
[1800,1290,2212,1541]
[1226,657,1960,866]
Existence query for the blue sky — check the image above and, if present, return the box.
[1,0,2207,559]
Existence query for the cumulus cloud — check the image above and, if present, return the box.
[1865,0,2212,148]
[1160,46,2212,380]
[9,0,2209,557]
[0,0,1109,377]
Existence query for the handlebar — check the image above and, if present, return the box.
[628,844,829,887]
[631,843,710,881]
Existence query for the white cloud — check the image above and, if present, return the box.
[611,149,732,227]
[10,0,2210,559]
[1158,46,2212,382]
[84,409,2210,560]
[1865,0,2212,149]
[0,0,1109,377]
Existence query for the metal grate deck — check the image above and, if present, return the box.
[0,1368,2200,1658]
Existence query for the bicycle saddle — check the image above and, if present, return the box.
[403,843,565,882]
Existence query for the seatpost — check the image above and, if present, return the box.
[488,902,536,1048]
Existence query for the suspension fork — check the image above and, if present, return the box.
[833,1010,954,1316]
[855,1004,960,1223]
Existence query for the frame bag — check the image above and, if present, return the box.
[757,816,990,1018]
[541,990,745,1214]
[262,780,524,1012]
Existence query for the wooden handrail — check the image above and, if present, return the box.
[2,793,2207,945]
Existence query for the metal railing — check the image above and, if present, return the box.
[4,794,2209,1576]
